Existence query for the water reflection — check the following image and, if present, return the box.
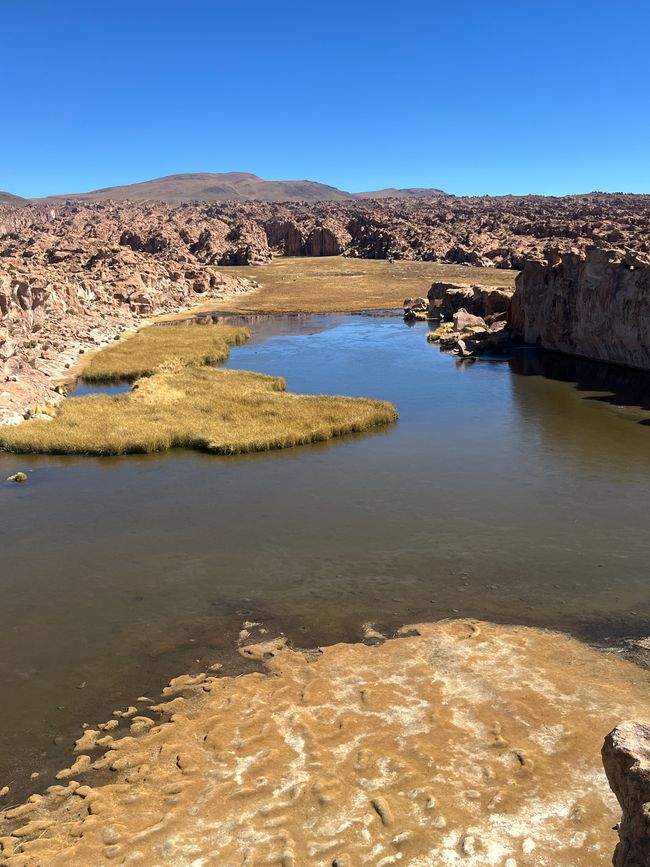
[509,347,650,420]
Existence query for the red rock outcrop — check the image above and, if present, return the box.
[0,207,255,422]
[428,281,514,318]
[264,218,305,255]
[511,247,650,370]
[602,721,650,867]
[304,220,351,256]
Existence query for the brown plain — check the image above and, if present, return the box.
[188,256,519,315]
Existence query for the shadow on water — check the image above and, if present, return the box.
[71,382,132,396]
[509,347,650,424]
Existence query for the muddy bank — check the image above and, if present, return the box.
[0,618,647,866]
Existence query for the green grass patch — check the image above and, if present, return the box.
[0,364,398,455]
[82,324,250,381]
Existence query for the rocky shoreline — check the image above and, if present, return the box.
[0,618,647,866]
[412,247,650,372]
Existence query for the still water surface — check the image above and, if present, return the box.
[1,313,650,795]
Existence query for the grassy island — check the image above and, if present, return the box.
[0,325,397,456]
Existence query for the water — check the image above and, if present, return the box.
[71,382,132,396]
[1,313,650,797]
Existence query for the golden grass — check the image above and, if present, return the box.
[82,324,250,381]
[0,364,397,456]
[171,256,519,316]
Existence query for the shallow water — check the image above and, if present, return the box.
[71,381,132,396]
[1,313,650,796]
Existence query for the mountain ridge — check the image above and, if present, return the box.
[0,191,29,206]
[18,172,449,204]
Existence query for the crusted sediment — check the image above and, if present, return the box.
[1,618,647,866]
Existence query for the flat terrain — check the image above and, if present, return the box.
[192,257,519,314]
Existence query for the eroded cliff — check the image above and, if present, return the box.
[511,248,650,370]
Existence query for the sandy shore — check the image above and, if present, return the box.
[0,618,646,866]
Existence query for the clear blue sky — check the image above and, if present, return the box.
[3,0,649,198]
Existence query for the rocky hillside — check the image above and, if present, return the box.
[0,204,256,423]
[4,192,649,267]
[0,191,27,206]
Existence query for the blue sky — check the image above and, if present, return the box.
[2,0,649,198]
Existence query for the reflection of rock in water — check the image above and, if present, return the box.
[507,349,650,474]
[509,348,650,413]
[2,618,648,866]
[160,311,338,342]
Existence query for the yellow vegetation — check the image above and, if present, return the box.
[165,256,518,317]
[427,322,455,342]
[81,324,250,381]
[0,364,397,455]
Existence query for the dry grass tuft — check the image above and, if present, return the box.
[0,364,397,456]
[82,324,250,381]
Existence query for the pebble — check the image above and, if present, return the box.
[102,827,121,844]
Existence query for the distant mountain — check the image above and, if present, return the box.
[0,191,28,206]
[28,172,449,204]
[354,187,447,199]
[44,172,355,204]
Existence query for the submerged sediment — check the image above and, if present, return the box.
[1,618,647,866]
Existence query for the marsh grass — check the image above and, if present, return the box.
[182,256,519,316]
[82,324,250,381]
[0,364,398,455]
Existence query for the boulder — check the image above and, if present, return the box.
[452,308,487,332]
[403,297,429,321]
[428,281,514,319]
[602,721,650,866]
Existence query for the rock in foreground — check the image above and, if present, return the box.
[602,721,650,866]
[1,619,648,866]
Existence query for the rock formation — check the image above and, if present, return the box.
[5,191,650,268]
[511,247,650,371]
[602,721,650,866]
[428,281,514,318]
[427,309,509,357]
[0,205,255,422]
[3,192,650,420]
[304,220,351,256]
